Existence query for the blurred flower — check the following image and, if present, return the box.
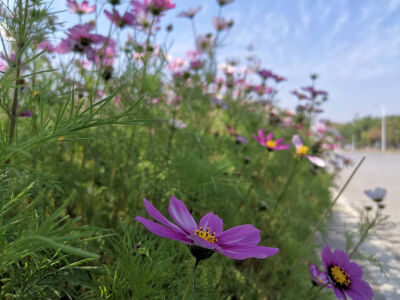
[59,23,106,61]
[320,245,373,300]
[364,187,387,203]
[178,6,201,18]
[292,135,325,167]
[19,109,32,117]
[226,124,248,144]
[105,9,135,28]
[136,196,279,260]
[169,119,187,129]
[38,41,58,53]
[66,0,96,14]
[291,90,311,100]
[217,0,234,6]
[210,96,227,109]
[254,130,290,151]
[196,34,214,54]
[213,17,233,31]
[301,86,328,98]
[141,0,176,16]
[308,264,329,286]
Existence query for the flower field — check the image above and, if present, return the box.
[0,0,384,299]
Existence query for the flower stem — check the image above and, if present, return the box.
[306,283,329,300]
[269,158,299,221]
[182,259,199,300]
[349,207,380,258]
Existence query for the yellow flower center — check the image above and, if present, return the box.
[296,145,308,156]
[266,140,277,149]
[194,227,217,244]
[330,265,350,287]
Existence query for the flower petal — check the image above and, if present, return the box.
[143,199,186,234]
[346,279,373,300]
[267,133,274,141]
[291,134,303,149]
[321,245,334,270]
[346,262,363,280]
[332,287,347,299]
[135,216,193,244]
[332,249,350,268]
[306,155,326,168]
[217,244,279,260]
[217,224,261,246]
[199,213,223,235]
[257,129,266,144]
[168,195,198,234]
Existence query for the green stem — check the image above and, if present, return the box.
[182,259,199,300]
[269,158,299,220]
[349,208,380,258]
[306,283,329,300]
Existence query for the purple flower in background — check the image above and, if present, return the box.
[321,245,373,300]
[104,9,135,28]
[253,129,290,151]
[308,263,329,286]
[19,109,32,117]
[136,196,279,260]
[226,124,248,144]
[67,0,96,14]
[292,134,325,167]
[364,187,387,203]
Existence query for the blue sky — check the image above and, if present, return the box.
[53,0,400,122]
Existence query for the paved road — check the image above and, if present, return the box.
[322,151,400,299]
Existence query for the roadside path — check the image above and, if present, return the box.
[322,151,400,299]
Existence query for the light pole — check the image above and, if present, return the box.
[381,106,386,152]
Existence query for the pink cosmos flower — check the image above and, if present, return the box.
[133,0,175,16]
[104,9,135,28]
[66,0,95,14]
[212,17,233,31]
[38,41,57,53]
[178,6,201,19]
[60,23,106,61]
[136,196,279,260]
[292,135,326,167]
[196,34,214,54]
[291,90,311,100]
[253,130,290,151]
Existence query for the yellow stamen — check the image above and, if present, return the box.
[266,140,277,149]
[194,227,217,244]
[33,90,40,96]
[330,265,350,287]
[296,145,308,156]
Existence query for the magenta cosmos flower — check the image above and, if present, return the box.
[66,0,95,14]
[320,245,373,300]
[136,196,279,260]
[292,134,325,167]
[253,129,290,151]
[104,9,135,28]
